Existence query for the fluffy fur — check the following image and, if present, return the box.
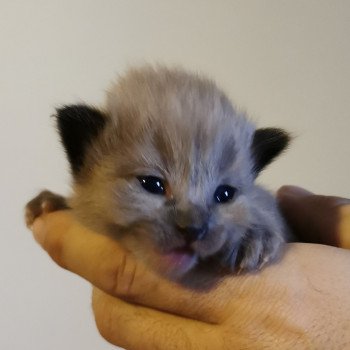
[26,66,290,284]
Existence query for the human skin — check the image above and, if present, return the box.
[28,186,350,350]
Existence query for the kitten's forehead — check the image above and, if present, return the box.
[106,66,255,183]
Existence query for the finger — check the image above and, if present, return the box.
[30,211,231,323]
[277,185,350,246]
[31,210,154,292]
[339,206,350,249]
[91,288,225,350]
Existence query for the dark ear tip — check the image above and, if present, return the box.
[256,127,292,147]
[55,104,76,117]
[273,128,292,147]
[280,129,293,151]
[55,104,106,176]
[252,127,291,175]
[55,104,104,121]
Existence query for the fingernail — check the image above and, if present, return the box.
[31,217,46,246]
[277,185,313,199]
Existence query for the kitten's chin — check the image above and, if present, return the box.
[156,248,198,279]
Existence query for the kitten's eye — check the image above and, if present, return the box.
[214,185,236,204]
[137,176,166,195]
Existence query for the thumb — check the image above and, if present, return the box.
[277,186,350,246]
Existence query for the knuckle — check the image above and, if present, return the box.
[100,252,141,299]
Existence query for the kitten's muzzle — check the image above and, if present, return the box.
[176,223,208,243]
[173,204,208,243]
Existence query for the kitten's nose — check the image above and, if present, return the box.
[173,203,208,243]
[177,224,208,243]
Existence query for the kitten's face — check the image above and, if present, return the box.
[86,122,254,279]
[59,67,289,280]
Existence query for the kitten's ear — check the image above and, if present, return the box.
[55,104,106,175]
[251,128,290,175]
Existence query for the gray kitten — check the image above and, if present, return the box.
[26,66,290,283]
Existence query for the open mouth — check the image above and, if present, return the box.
[158,246,198,276]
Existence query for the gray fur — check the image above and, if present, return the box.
[26,65,289,284]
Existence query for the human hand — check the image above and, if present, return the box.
[29,190,350,349]
[278,185,350,248]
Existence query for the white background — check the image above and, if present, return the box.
[1,1,349,349]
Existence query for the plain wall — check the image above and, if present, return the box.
[1,1,349,349]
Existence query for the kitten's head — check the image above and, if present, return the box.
[56,66,289,279]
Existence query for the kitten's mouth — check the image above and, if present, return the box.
[158,246,197,276]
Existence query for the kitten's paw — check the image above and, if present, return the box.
[236,229,284,272]
[25,190,69,228]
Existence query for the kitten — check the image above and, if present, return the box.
[26,66,290,283]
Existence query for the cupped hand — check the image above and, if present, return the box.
[29,186,350,350]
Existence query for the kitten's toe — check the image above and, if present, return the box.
[237,229,284,272]
[25,190,69,227]
[258,256,270,270]
[237,237,264,271]
[259,233,285,269]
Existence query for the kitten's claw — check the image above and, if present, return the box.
[234,230,284,273]
[258,256,270,270]
[25,190,69,228]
